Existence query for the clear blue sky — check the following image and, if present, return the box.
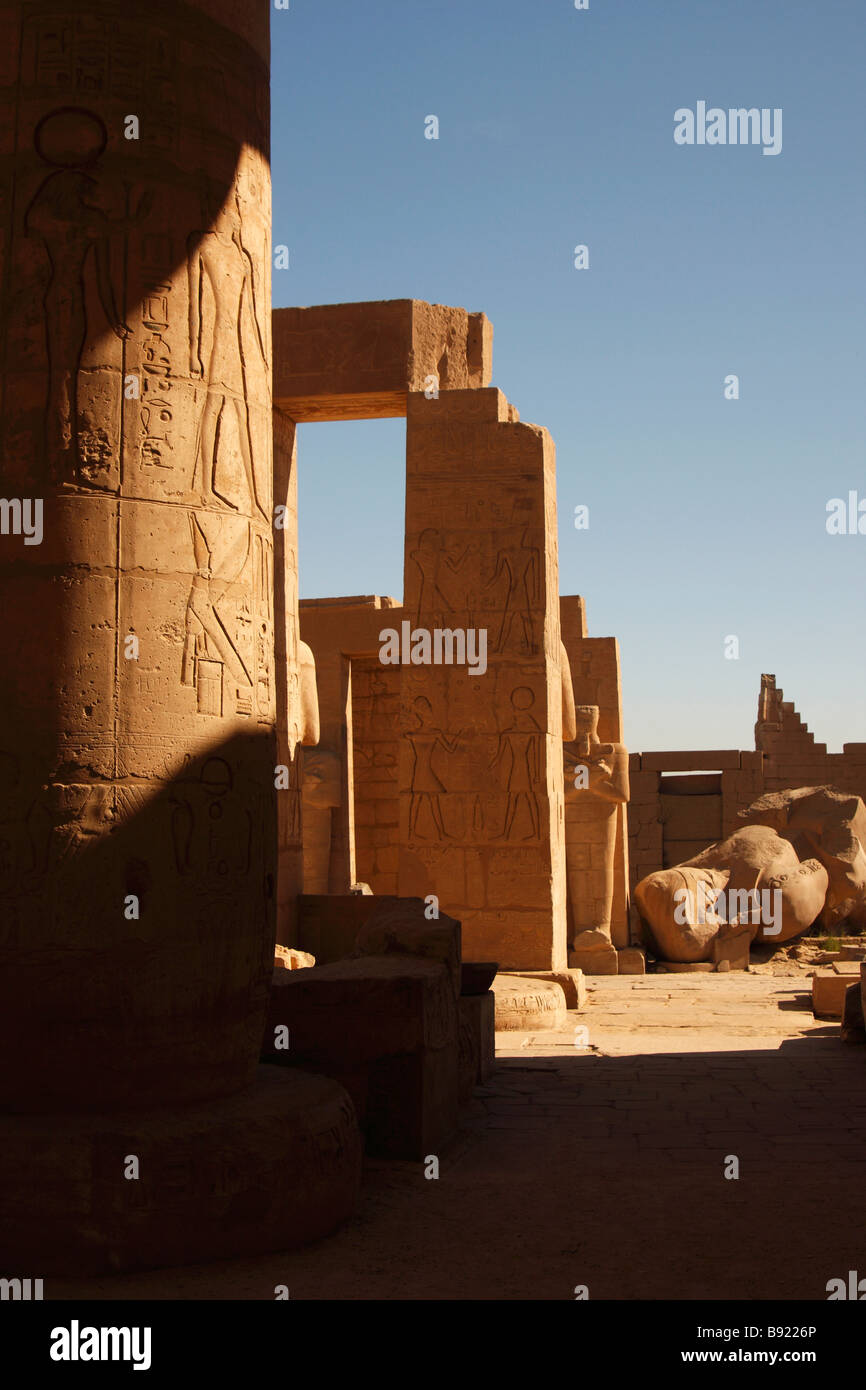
[270,0,865,753]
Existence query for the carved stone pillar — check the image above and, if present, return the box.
[0,0,361,1273]
[0,0,275,1109]
[400,388,567,971]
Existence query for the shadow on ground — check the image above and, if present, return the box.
[49,1013,866,1300]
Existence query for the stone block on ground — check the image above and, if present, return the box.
[712,928,751,971]
[354,897,462,999]
[460,962,499,995]
[840,982,866,1044]
[812,970,855,1019]
[458,992,496,1100]
[263,955,459,1160]
[296,893,384,964]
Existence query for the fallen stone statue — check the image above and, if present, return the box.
[634,786,866,964]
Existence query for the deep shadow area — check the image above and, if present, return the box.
[47,1027,866,1300]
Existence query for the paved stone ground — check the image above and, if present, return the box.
[52,975,866,1301]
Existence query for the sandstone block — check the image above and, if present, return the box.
[812,971,855,1019]
[841,982,866,1044]
[460,962,499,995]
[296,893,383,964]
[354,897,462,999]
[712,929,751,971]
[459,991,496,1098]
[263,955,459,1159]
[273,300,492,421]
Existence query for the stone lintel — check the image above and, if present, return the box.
[299,595,401,611]
[406,384,519,426]
[643,750,742,772]
[273,300,493,421]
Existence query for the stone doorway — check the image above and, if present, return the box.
[659,771,723,868]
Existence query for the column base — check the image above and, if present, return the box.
[569,929,619,975]
[491,977,569,1030]
[0,1066,362,1277]
[500,968,586,1009]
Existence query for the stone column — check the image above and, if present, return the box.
[0,0,361,1272]
[400,388,567,970]
[0,0,275,1109]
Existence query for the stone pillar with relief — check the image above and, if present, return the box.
[0,0,360,1273]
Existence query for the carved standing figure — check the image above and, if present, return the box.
[564,704,629,961]
[407,696,460,840]
[490,686,542,841]
[188,185,269,520]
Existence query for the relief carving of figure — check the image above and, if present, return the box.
[188,183,269,520]
[25,106,150,482]
[410,528,478,626]
[490,686,542,841]
[181,513,253,715]
[407,696,460,841]
[485,527,541,653]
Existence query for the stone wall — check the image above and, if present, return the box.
[629,674,866,939]
[757,674,866,800]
